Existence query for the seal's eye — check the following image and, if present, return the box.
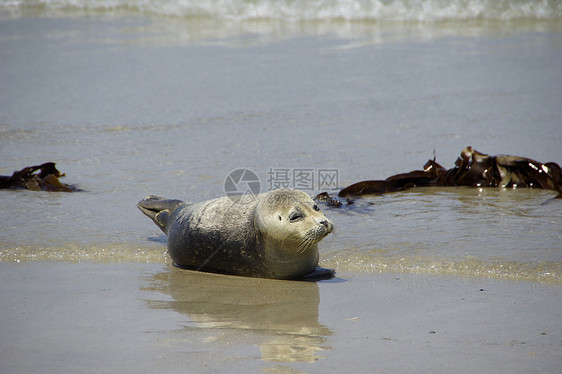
[313,204,320,211]
[289,212,304,222]
[278,216,282,221]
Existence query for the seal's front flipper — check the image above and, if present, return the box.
[301,267,336,281]
[137,195,186,233]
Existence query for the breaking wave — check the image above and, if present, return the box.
[1,0,561,22]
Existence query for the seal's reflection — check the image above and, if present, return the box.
[144,266,332,363]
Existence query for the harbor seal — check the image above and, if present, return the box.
[137,189,334,279]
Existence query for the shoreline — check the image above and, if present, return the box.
[1,250,561,285]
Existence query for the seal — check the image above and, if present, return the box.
[137,189,334,279]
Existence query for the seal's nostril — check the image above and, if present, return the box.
[320,220,329,227]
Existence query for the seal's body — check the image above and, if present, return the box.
[137,189,333,279]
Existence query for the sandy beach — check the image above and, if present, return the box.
[2,262,561,373]
[1,1,561,373]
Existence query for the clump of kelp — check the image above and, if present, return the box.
[0,162,80,192]
[316,146,562,207]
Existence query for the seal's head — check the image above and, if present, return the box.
[256,189,334,255]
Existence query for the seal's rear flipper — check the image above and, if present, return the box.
[137,195,186,233]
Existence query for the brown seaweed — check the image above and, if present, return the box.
[314,192,345,207]
[0,162,80,192]
[319,147,562,204]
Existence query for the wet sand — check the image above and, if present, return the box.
[1,262,560,373]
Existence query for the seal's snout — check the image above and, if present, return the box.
[319,219,334,234]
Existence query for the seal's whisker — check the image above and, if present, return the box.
[296,237,313,254]
[295,241,306,254]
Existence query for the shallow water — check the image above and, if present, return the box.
[1,6,561,284]
[3,262,561,373]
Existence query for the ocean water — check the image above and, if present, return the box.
[1,1,561,283]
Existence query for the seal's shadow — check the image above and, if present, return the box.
[147,235,167,244]
[144,266,333,363]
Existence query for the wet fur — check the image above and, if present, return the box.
[137,189,333,279]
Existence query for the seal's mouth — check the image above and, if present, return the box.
[312,219,334,238]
